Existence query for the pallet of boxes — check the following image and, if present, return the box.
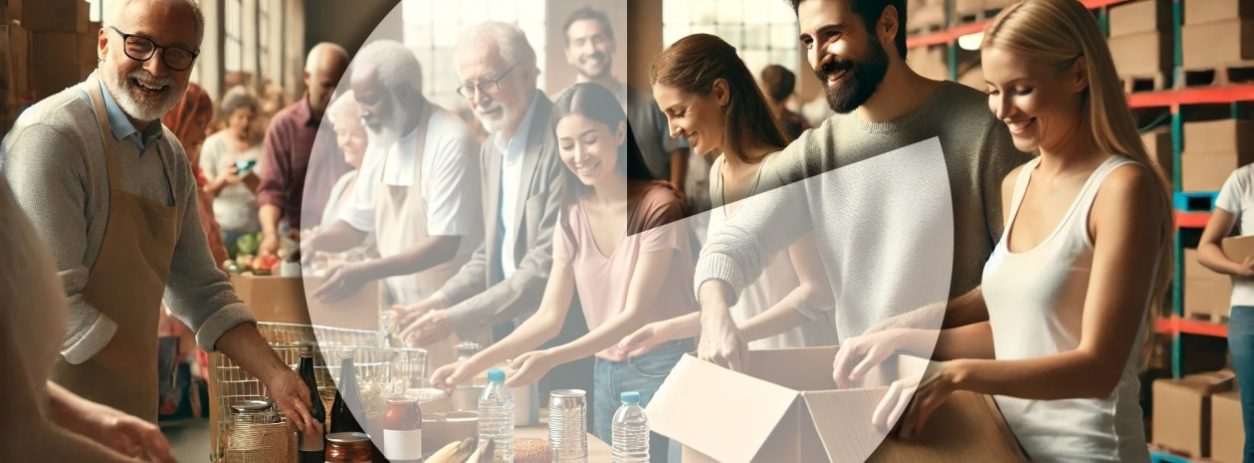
[1152,370,1244,462]
[1181,0,1254,87]
[1107,0,1174,93]
[11,0,96,102]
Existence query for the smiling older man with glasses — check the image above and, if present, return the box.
[395,22,591,397]
[0,0,320,451]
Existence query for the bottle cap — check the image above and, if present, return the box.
[488,368,505,384]
[621,391,641,404]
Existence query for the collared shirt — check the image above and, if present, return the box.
[494,93,541,281]
[338,107,482,255]
[257,96,351,228]
[77,78,165,153]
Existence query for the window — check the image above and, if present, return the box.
[402,0,546,111]
[663,0,800,78]
[225,0,244,74]
[259,0,271,84]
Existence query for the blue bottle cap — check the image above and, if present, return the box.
[621,391,641,404]
[487,368,505,384]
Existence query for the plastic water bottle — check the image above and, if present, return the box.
[611,391,650,463]
[478,368,515,462]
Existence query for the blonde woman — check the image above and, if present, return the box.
[831,1,1173,461]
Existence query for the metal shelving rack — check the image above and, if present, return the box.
[907,1,1250,461]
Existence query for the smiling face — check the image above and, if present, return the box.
[798,0,890,114]
[982,45,1089,154]
[351,66,407,149]
[652,81,728,157]
[556,113,625,187]
[458,39,533,137]
[565,19,615,80]
[100,1,199,123]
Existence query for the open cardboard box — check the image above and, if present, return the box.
[229,274,380,331]
[648,347,1027,463]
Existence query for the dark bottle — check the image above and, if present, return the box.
[330,355,365,434]
[297,344,326,463]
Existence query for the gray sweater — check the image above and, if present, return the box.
[1,83,255,364]
[696,82,1031,340]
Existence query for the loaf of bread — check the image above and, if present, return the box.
[514,438,552,463]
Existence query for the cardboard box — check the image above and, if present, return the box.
[19,0,87,33]
[1211,391,1245,463]
[954,0,983,14]
[1142,128,1173,176]
[28,31,79,100]
[1109,0,1173,37]
[228,274,380,331]
[1186,0,1254,25]
[1154,371,1236,458]
[1,0,23,23]
[1182,151,1254,192]
[1109,31,1173,76]
[648,348,1028,463]
[1184,119,1254,154]
[1182,20,1254,69]
[1185,248,1235,318]
[1224,235,1254,262]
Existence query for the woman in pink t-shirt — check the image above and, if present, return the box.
[431,84,695,460]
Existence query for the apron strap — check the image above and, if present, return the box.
[86,75,122,191]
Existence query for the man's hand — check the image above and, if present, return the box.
[403,309,454,347]
[832,328,927,389]
[396,294,449,327]
[697,281,749,371]
[259,232,280,258]
[313,263,369,302]
[263,368,318,435]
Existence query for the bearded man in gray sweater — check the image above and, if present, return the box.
[1,0,319,437]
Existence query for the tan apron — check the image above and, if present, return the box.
[50,76,180,423]
[374,102,489,370]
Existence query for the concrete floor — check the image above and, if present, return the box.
[161,419,213,463]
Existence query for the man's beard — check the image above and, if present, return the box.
[366,117,403,149]
[815,39,889,114]
[104,65,184,122]
[579,51,611,80]
[474,100,508,135]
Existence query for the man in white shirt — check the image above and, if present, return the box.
[303,40,482,333]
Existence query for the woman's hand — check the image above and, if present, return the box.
[899,360,968,438]
[503,350,559,388]
[831,328,929,389]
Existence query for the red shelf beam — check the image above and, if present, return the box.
[1175,211,1211,229]
[907,0,1138,49]
[1156,316,1229,338]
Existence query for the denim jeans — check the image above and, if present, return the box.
[593,338,694,463]
[1231,306,1254,463]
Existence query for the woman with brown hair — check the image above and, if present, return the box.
[621,33,838,358]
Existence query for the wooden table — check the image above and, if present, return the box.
[515,426,612,460]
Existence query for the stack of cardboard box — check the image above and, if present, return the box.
[1211,390,1245,463]
[907,44,950,82]
[1107,0,1173,91]
[1184,248,1233,321]
[20,0,91,101]
[1153,371,1236,460]
[1181,118,1254,192]
[1182,0,1254,72]
[907,0,946,33]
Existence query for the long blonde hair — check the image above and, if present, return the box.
[983,0,1174,366]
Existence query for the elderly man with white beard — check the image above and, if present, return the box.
[0,0,319,436]
[302,40,485,368]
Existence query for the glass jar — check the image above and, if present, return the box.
[325,432,373,463]
[383,396,423,463]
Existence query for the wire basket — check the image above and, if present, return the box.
[208,322,414,460]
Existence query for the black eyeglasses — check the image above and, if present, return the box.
[109,26,200,72]
[456,62,520,100]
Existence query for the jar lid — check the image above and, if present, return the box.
[326,432,371,444]
[229,399,273,414]
[298,343,314,357]
[386,395,418,404]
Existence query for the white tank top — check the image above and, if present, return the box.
[982,155,1152,463]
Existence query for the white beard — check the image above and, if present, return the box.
[103,66,183,123]
[474,100,507,135]
[366,121,401,150]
